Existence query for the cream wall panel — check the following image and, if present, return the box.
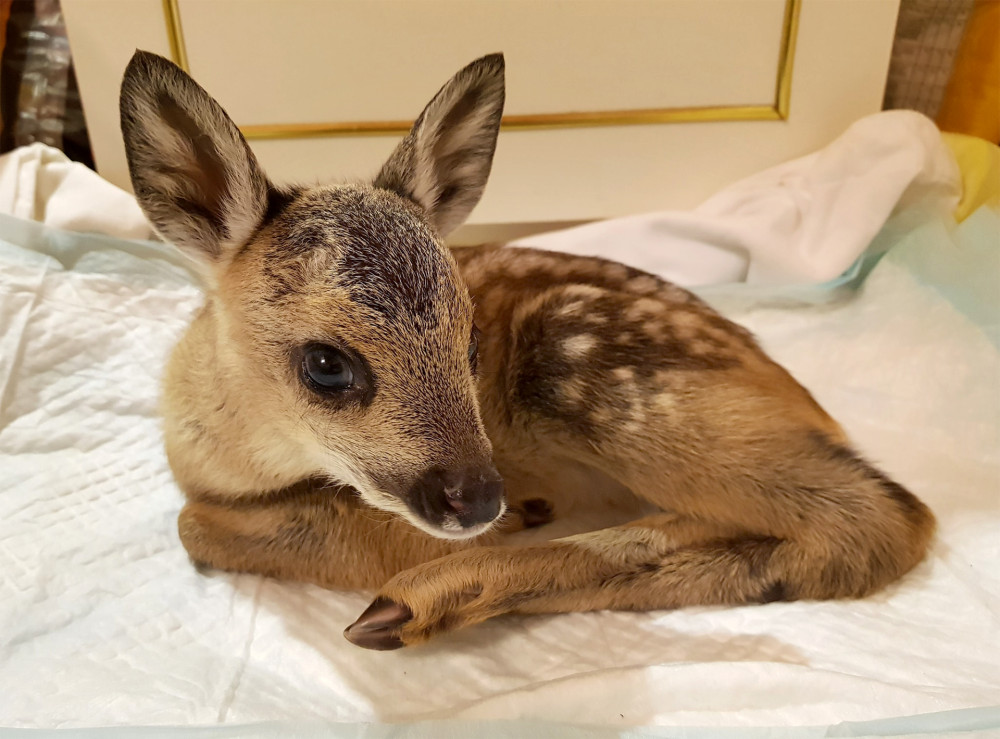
[63,0,901,235]
[62,0,175,195]
[181,0,786,121]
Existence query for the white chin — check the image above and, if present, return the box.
[428,517,500,540]
[356,487,506,540]
[405,504,505,540]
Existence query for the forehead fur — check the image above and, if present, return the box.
[261,185,468,329]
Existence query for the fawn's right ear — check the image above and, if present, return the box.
[120,50,268,266]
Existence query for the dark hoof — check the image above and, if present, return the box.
[519,498,554,528]
[344,596,413,650]
[191,558,213,574]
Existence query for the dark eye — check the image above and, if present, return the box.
[302,345,354,391]
[468,327,480,370]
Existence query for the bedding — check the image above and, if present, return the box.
[0,132,998,735]
[511,111,961,286]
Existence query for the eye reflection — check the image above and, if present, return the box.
[302,345,354,390]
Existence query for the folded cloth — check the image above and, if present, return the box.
[0,142,153,240]
[512,111,962,286]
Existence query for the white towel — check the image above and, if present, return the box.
[512,111,962,286]
[0,142,153,241]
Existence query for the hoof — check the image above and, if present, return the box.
[519,498,554,528]
[344,596,413,650]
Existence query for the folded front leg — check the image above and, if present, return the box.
[345,514,753,649]
[345,498,930,650]
[177,481,531,591]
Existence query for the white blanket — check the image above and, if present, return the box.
[0,143,153,241]
[0,114,998,734]
[513,111,960,286]
[1,203,998,732]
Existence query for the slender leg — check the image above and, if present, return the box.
[177,481,531,591]
[347,475,932,649]
[345,424,934,649]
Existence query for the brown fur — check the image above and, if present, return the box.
[121,51,935,650]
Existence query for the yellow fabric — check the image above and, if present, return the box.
[936,0,1000,144]
[943,133,1000,222]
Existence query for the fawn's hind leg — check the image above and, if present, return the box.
[346,429,934,649]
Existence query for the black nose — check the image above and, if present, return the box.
[409,464,505,530]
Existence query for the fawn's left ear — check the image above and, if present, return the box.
[374,54,506,237]
[119,50,269,267]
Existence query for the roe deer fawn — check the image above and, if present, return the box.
[119,51,934,650]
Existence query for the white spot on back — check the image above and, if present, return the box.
[672,311,701,339]
[561,284,606,300]
[613,367,635,382]
[556,300,584,318]
[689,339,714,355]
[563,334,597,358]
[625,298,666,322]
[651,392,677,414]
[643,320,668,341]
[625,276,659,295]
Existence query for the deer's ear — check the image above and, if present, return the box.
[374,54,505,237]
[119,50,268,265]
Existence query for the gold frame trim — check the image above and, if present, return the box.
[161,0,189,73]
[162,0,800,140]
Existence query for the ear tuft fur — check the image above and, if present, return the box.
[374,54,506,237]
[120,50,269,265]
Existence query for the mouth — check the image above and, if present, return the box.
[421,502,507,540]
[355,485,506,540]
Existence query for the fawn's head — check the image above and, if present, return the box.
[120,51,506,539]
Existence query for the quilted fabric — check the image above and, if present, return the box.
[0,209,997,730]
